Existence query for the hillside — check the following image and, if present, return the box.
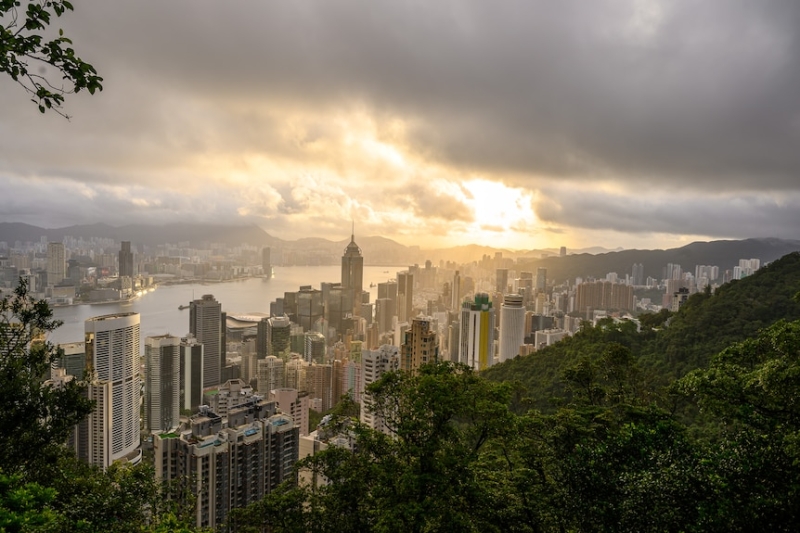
[484,252,800,412]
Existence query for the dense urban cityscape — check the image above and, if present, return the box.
[4,0,800,530]
[0,226,787,529]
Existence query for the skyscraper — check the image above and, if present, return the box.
[397,270,414,323]
[46,242,65,287]
[361,345,399,434]
[498,294,525,362]
[452,270,462,310]
[257,355,285,394]
[400,317,439,372]
[262,247,272,278]
[180,334,204,412]
[496,268,509,294]
[459,293,496,371]
[118,241,134,278]
[83,312,141,466]
[536,267,547,293]
[144,334,181,434]
[341,225,364,316]
[190,294,222,388]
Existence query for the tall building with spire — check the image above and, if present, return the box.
[341,223,364,317]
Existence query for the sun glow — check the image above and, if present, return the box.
[461,179,539,248]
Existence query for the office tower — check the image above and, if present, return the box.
[397,270,414,323]
[496,268,509,294]
[258,315,292,361]
[46,242,65,287]
[190,294,222,388]
[459,293,496,371]
[341,226,364,316]
[153,399,298,530]
[144,335,180,433]
[180,334,204,412]
[361,302,374,326]
[83,312,141,466]
[377,280,398,302]
[375,297,395,334]
[560,246,567,257]
[270,388,310,436]
[498,294,525,362]
[322,282,351,337]
[361,345,399,434]
[297,286,323,332]
[536,267,547,292]
[262,247,272,277]
[256,317,269,358]
[452,270,462,309]
[303,331,326,363]
[400,317,439,372]
[257,355,284,393]
[55,341,86,379]
[118,241,134,278]
[448,320,460,363]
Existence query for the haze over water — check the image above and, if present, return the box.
[49,265,402,349]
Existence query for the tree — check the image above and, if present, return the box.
[0,280,93,472]
[1,0,102,116]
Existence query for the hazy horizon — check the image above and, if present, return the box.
[2,1,799,251]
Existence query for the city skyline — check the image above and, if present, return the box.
[2,1,799,251]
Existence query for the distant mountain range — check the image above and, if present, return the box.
[2,222,798,280]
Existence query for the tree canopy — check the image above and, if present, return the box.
[0,0,102,115]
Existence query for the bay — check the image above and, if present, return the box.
[49,265,403,349]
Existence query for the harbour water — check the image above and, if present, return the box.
[49,265,403,348]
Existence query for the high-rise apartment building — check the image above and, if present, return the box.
[118,241,134,278]
[305,363,334,412]
[46,242,65,287]
[190,294,222,388]
[459,293,496,371]
[631,263,645,286]
[153,399,298,530]
[341,227,363,316]
[498,294,525,362]
[83,312,141,467]
[361,345,399,434]
[575,281,635,313]
[257,355,284,394]
[270,388,310,436]
[400,317,438,372]
[144,334,181,434]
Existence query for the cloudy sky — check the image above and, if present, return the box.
[1,0,799,250]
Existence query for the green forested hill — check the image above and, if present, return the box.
[484,252,800,412]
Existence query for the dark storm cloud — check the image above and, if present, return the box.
[54,0,800,190]
[534,187,800,239]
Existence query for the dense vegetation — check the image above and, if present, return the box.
[4,253,800,531]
